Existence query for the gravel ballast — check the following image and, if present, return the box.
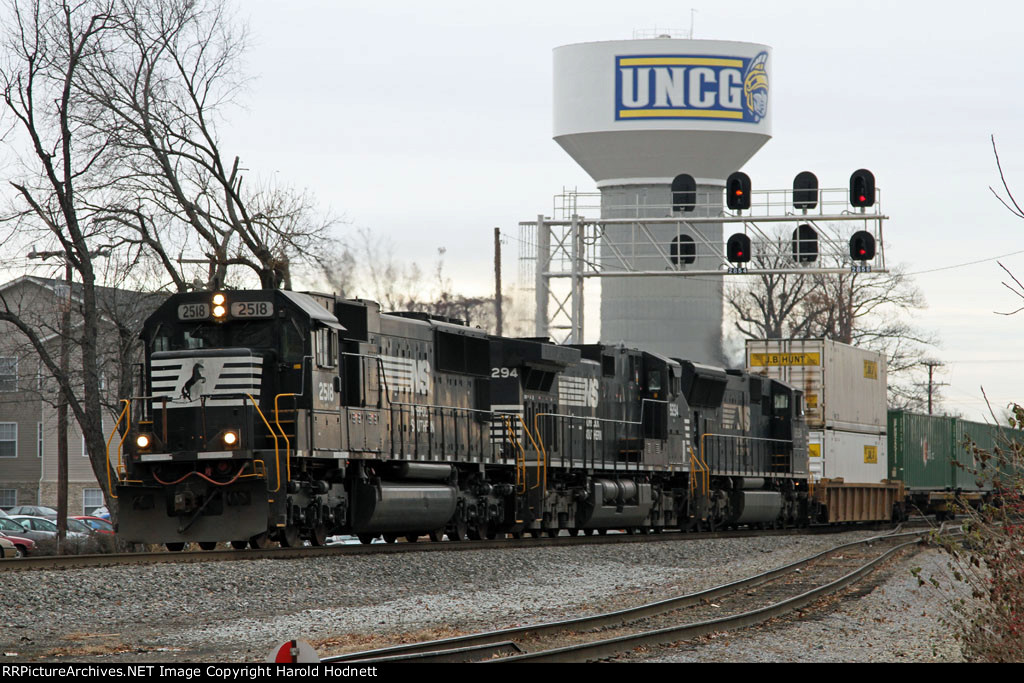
[0,530,965,663]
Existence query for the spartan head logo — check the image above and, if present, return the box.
[743,51,769,123]
[181,363,205,401]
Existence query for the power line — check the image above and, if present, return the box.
[907,248,1024,275]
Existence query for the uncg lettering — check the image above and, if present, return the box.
[619,66,743,111]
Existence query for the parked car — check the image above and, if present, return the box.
[8,515,97,554]
[0,532,35,557]
[0,536,15,559]
[91,506,111,520]
[5,505,58,519]
[72,516,115,535]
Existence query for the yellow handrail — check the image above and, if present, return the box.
[105,399,131,499]
[246,394,281,492]
[274,393,297,486]
[502,415,528,495]
[688,445,709,498]
[527,414,549,496]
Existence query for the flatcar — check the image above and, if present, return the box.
[110,288,813,548]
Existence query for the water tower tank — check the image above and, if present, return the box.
[553,38,772,364]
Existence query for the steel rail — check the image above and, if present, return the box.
[496,537,923,663]
[0,519,940,573]
[321,529,932,664]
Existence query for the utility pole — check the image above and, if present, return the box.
[27,248,71,554]
[494,228,502,337]
[922,360,947,415]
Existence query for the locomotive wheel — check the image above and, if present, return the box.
[597,529,607,536]
[382,534,397,544]
[165,542,187,552]
[405,534,419,543]
[583,529,595,536]
[429,528,446,542]
[198,541,217,551]
[510,529,524,539]
[466,526,481,541]
[528,530,544,539]
[358,534,377,545]
[448,520,467,542]
[230,541,248,550]
[545,528,559,538]
[568,529,580,537]
[310,525,329,547]
[249,533,272,549]
[279,526,301,548]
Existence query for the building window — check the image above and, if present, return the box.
[0,423,16,458]
[0,489,15,508]
[0,357,16,391]
[83,489,104,515]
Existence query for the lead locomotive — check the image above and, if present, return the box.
[114,288,810,548]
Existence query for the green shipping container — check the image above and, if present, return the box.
[887,410,955,491]
[954,418,1022,492]
[889,410,1024,493]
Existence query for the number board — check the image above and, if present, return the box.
[230,301,274,318]
[178,303,209,321]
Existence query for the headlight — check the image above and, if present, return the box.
[212,304,227,318]
[212,292,226,306]
[223,431,238,447]
[136,434,151,449]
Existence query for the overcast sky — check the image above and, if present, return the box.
[226,0,1024,421]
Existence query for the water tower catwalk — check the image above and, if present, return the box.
[552,38,772,364]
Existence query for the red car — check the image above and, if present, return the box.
[72,516,115,535]
[0,531,36,558]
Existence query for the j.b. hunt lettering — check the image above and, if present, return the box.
[615,52,768,122]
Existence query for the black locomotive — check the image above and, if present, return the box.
[113,288,811,548]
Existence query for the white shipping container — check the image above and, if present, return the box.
[808,429,888,484]
[745,339,887,431]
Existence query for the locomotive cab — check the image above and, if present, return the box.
[117,289,343,546]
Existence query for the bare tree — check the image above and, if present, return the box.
[726,231,826,339]
[76,0,340,291]
[0,0,341,518]
[0,0,119,513]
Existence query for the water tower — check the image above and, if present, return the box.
[552,38,772,364]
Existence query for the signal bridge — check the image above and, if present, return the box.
[518,181,887,344]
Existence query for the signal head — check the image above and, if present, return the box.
[849,230,876,261]
[793,171,819,210]
[725,172,752,211]
[850,169,876,208]
[671,174,697,213]
[727,233,752,264]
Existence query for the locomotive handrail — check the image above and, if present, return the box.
[502,416,527,494]
[245,393,282,493]
[688,445,709,499]
[513,414,546,493]
[274,393,298,486]
[105,399,131,498]
[352,351,503,461]
[700,432,795,477]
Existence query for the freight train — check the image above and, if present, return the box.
[110,288,816,549]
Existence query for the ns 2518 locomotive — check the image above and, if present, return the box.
[110,288,812,549]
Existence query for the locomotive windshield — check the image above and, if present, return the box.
[151,320,279,353]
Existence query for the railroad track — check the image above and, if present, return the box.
[0,517,939,572]
[320,527,943,664]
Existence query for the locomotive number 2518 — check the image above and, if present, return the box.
[230,301,274,318]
